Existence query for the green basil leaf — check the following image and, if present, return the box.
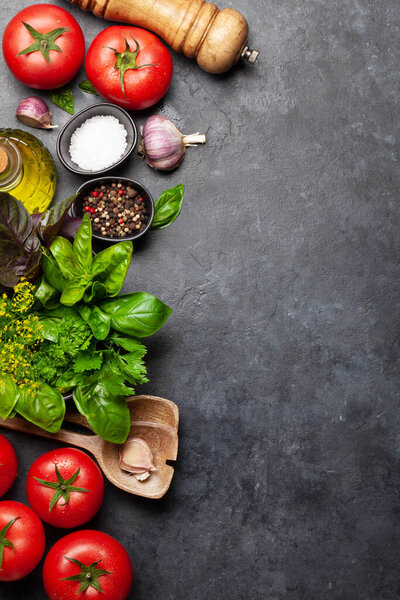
[151,184,184,230]
[55,370,84,390]
[16,383,65,433]
[84,281,107,304]
[74,377,130,444]
[78,305,111,340]
[0,375,19,420]
[91,241,133,297]
[99,292,172,337]
[35,277,59,308]
[60,280,89,306]
[50,237,76,279]
[37,314,62,342]
[79,79,99,95]
[49,88,74,114]
[73,213,93,273]
[41,253,68,292]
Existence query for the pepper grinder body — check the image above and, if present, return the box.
[70,0,252,73]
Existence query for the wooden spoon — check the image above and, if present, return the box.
[0,395,179,500]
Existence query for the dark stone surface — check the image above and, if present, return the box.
[1,0,399,598]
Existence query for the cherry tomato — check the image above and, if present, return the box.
[85,26,173,110]
[0,433,17,497]
[2,4,85,90]
[0,500,45,582]
[26,448,104,529]
[43,530,133,600]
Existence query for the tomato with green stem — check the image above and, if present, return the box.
[0,500,45,582]
[26,448,104,528]
[85,26,173,110]
[43,530,133,600]
[2,4,85,89]
[0,433,17,498]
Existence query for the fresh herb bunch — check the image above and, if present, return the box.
[0,214,172,444]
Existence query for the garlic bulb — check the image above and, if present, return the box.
[120,437,156,482]
[139,115,206,171]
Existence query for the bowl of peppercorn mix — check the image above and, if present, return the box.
[71,177,154,243]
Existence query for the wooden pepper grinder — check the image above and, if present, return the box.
[65,0,259,74]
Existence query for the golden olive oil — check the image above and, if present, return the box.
[0,128,57,213]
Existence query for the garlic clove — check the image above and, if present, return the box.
[120,436,157,479]
[16,96,57,130]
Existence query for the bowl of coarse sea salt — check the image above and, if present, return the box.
[56,103,137,175]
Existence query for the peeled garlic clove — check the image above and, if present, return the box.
[120,437,156,476]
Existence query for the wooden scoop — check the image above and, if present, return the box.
[0,395,179,500]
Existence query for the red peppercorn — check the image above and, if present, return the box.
[90,208,96,214]
[118,189,124,196]
[84,205,90,211]
[138,197,143,202]
[99,192,103,198]
[118,218,124,224]
[92,191,99,197]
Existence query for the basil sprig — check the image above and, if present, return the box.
[151,184,184,230]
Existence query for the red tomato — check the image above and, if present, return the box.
[85,26,173,110]
[0,433,17,497]
[26,448,104,529]
[2,4,85,89]
[0,500,45,582]
[43,530,133,600]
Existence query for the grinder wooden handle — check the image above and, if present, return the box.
[67,0,258,74]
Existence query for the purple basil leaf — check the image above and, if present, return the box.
[24,233,42,280]
[0,192,32,246]
[31,213,42,227]
[36,195,77,248]
[0,240,23,265]
[0,267,20,288]
[58,215,82,241]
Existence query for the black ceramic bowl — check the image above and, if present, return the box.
[56,103,137,176]
[72,176,154,243]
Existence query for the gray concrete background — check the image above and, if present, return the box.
[1,0,400,598]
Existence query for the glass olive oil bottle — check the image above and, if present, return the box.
[0,128,57,213]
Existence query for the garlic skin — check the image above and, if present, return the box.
[16,97,57,130]
[139,115,206,171]
[120,437,156,482]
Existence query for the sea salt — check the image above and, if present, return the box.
[69,115,128,171]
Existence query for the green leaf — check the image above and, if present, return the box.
[110,334,147,355]
[55,370,84,390]
[151,184,184,230]
[0,375,19,420]
[78,305,111,341]
[79,79,99,95]
[50,237,76,279]
[91,241,133,297]
[73,350,103,373]
[60,280,89,306]
[15,383,65,433]
[73,213,93,273]
[49,88,74,115]
[35,277,59,309]
[73,376,131,444]
[99,292,172,338]
[41,252,68,293]
[37,315,60,342]
[84,281,107,304]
